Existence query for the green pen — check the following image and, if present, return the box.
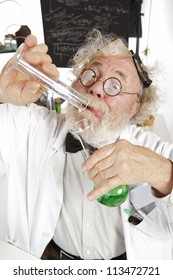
[55,98,61,114]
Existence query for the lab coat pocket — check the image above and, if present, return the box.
[122,202,173,260]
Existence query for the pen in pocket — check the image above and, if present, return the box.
[124,208,143,225]
[128,215,142,225]
[124,208,143,220]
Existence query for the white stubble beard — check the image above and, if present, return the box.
[66,95,133,148]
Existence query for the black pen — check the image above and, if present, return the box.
[128,215,142,225]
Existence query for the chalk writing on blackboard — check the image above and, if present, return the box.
[41,0,130,67]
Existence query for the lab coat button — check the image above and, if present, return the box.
[43,232,49,237]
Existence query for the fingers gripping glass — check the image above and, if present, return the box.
[4,43,90,111]
[80,69,140,97]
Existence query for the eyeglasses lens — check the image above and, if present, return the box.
[80,69,96,87]
[104,78,121,96]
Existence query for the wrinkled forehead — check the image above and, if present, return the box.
[88,55,136,73]
[85,39,136,72]
[86,39,135,73]
[87,56,140,82]
[77,39,132,71]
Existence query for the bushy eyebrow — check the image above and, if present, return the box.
[88,60,126,81]
[87,61,102,70]
[86,61,103,77]
[89,60,102,67]
[115,70,126,81]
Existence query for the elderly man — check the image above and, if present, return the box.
[0,29,173,260]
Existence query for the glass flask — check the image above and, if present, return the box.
[70,118,129,207]
[97,185,129,207]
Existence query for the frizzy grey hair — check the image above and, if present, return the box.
[68,29,159,125]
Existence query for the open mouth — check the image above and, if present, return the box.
[86,105,104,118]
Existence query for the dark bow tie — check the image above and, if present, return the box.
[65,132,97,154]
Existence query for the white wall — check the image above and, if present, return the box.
[149,0,173,141]
[130,0,173,141]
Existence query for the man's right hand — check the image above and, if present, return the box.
[0,34,59,105]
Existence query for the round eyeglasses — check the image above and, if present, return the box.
[80,69,140,97]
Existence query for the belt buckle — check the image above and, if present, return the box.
[60,249,74,260]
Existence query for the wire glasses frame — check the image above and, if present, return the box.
[80,69,140,97]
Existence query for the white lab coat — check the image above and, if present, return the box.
[0,103,173,258]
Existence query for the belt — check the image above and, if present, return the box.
[41,240,126,260]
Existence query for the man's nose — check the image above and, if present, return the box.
[88,79,105,98]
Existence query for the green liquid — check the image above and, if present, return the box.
[97,185,129,207]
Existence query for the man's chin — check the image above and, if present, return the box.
[66,104,129,148]
[80,124,123,148]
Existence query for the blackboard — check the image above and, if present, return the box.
[41,0,131,67]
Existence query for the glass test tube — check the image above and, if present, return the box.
[5,43,90,111]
